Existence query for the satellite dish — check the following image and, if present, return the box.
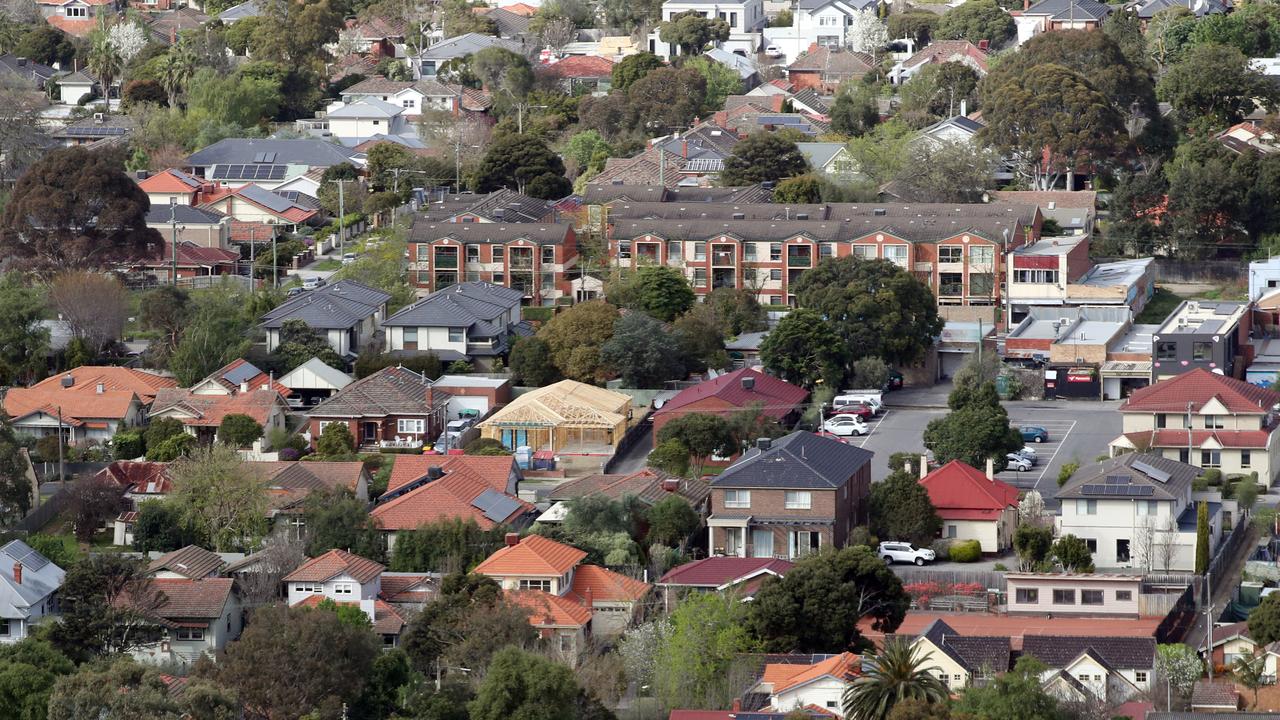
[1212,368,1225,375]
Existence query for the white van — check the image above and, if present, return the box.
[833,392,883,414]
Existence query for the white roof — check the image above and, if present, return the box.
[432,374,509,388]
[277,357,354,391]
[327,98,403,119]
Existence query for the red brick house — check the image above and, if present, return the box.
[787,45,876,93]
[652,368,808,442]
[407,220,577,304]
[305,366,451,451]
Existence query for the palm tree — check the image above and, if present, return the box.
[1233,654,1267,709]
[843,638,950,720]
[86,21,121,97]
[159,42,197,108]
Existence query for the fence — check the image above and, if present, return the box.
[1208,519,1252,597]
[892,568,1007,591]
[8,480,77,534]
[1154,582,1198,644]
[601,415,653,474]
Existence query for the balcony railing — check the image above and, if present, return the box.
[433,257,458,269]
[711,251,736,266]
[787,254,812,268]
[939,283,964,297]
[508,259,534,270]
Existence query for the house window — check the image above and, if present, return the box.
[791,530,820,557]
[334,583,354,595]
[1081,590,1104,605]
[724,490,750,508]
[1076,499,1097,515]
[667,241,682,260]
[784,491,811,509]
[1156,341,1177,361]
[1052,589,1076,605]
[519,579,552,592]
[466,245,479,262]
[884,245,907,267]
[397,418,425,434]
[1015,588,1038,603]
[559,634,573,653]
[853,245,876,259]
[1084,538,1097,553]
[1156,414,1167,428]
[1203,415,1224,429]
[1116,590,1133,602]
[493,272,505,284]
[1201,450,1221,468]
[939,246,963,263]
[693,269,707,288]
[770,269,782,281]
[403,328,418,344]
[969,245,993,265]
[176,628,205,641]
[449,328,465,343]
[542,246,555,264]
[65,6,87,16]
[744,243,757,261]
[969,273,994,296]
[1135,671,1148,684]
[770,243,782,261]
[403,98,416,108]
[618,241,631,259]
[945,525,957,538]
[819,243,834,259]
[693,242,707,261]
[492,245,504,261]
[1137,500,1157,516]
[1242,450,1252,468]
[0,619,9,635]
[295,582,319,593]
[1192,341,1212,361]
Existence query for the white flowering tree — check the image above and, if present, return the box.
[847,10,888,55]
[106,21,147,87]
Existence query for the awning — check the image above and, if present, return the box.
[1100,361,1152,378]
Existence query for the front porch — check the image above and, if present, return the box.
[707,516,833,560]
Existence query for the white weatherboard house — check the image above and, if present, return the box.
[0,541,64,644]
[648,0,767,58]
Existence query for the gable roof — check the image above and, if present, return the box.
[197,358,291,398]
[408,221,572,246]
[548,468,710,507]
[478,380,630,430]
[473,534,587,576]
[796,142,845,168]
[542,54,615,79]
[95,461,172,494]
[1020,635,1155,669]
[382,281,522,330]
[658,557,794,587]
[420,32,524,59]
[916,619,1012,673]
[372,458,531,531]
[328,98,403,119]
[713,431,872,490]
[482,6,531,36]
[567,564,651,603]
[150,387,285,427]
[1122,368,1280,415]
[308,365,449,418]
[341,77,415,96]
[768,652,860,694]
[462,188,552,222]
[147,205,228,226]
[0,540,64,613]
[902,40,989,73]
[1056,452,1199,502]
[5,386,139,425]
[1022,0,1112,19]
[379,572,436,604]
[1134,0,1228,17]
[187,139,359,168]
[278,357,354,392]
[508,588,592,627]
[259,279,390,331]
[384,453,518,495]
[284,549,385,584]
[22,366,176,404]
[137,168,206,194]
[919,460,1018,520]
[788,46,875,76]
[656,368,808,420]
[0,53,56,84]
[142,578,235,622]
[148,545,226,580]
[222,184,317,223]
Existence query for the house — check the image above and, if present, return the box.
[890,40,989,85]
[474,533,651,640]
[147,545,228,580]
[136,168,220,207]
[787,45,875,93]
[1055,453,1219,571]
[371,454,533,551]
[430,374,512,419]
[186,138,361,185]
[188,359,291,399]
[1014,0,1113,45]
[1024,635,1155,704]
[726,331,768,369]
[379,572,437,613]
[1188,680,1239,713]
[989,190,1098,237]
[648,0,767,59]
[407,221,578,304]
[1132,0,1227,19]
[56,70,95,104]
[105,461,174,545]
[0,54,57,92]
[124,577,241,666]
[277,357,353,407]
[708,432,872,559]
[793,0,877,55]
[1206,621,1280,679]
[256,460,372,535]
[142,241,241,283]
[704,48,760,89]
[199,184,318,232]
[39,0,119,37]
[146,205,233,251]
[259,279,391,358]
[538,55,615,94]
[796,142,859,181]
[908,618,1012,690]
[476,380,632,456]
[1110,369,1280,483]
[216,0,259,22]
[382,281,527,365]
[416,33,525,77]
[1153,300,1251,380]
[919,460,1019,553]
[541,469,710,525]
[4,384,144,444]
[325,99,409,143]
[1005,573,1143,617]
[655,556,792,611]
[339,77,461,116]
[756,652,861,716]
[149,387,290,446]
[284,549,383,605]
[0,540,64,644]
[652,368,808,442]
[447,188,556,223]
[1006,244,1153,325]
[50,113,137,147]
[306,365,451,452]
[144,8,211,43]
[1249,255,1280,301]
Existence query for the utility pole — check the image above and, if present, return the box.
[1205,570,1213,681]
[56,406,64,488]
[169,198,179,287]
[272,231,278,288]
[248,226,256,287]
[1187,400,1194,464]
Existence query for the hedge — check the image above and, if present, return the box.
[949,539,983,563]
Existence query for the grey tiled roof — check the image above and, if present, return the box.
[917,620,1011,673]
[1134,0,1227,17]
[1020,635,1155,670]
[790,88,830,115]
[146,205,227,224]
[606,201,828,221]
[383,282,521,334]
[148,545,226,579]
[420,33,524,60]
[259,279,390,330]
[408,221,572,245]
[308,365,451,418]
[1056,452,1197,502]
[485,7,531,36]
[218,0,260,21]
[1024,0,1112,19]
[0,53,56,84]
[188,139,358,168]
[464,188,551,222]
[712,431,871,490]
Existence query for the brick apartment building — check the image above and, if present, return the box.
[407,221,578,305]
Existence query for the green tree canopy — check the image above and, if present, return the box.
[611,52,665,91]
[685,54,742,113]
[842,638,949,720]
[953,656,1068,720]
[0,275,49,385]
[760,307,848,390]
[608,265,696,321]
[871,470,942,546]
[537,300,620,383]
[316,422,356,457]
[599,312,686,388]
[653,591,758,709]
[1051,533,1095,572]
[473,133,572,199]
[218,413,263,448]
[658,11,730,55]
[390,518,509,573]
[469,647,602,720]
[509,336,561,386]
[936,0,1014,46]
[1157,42,1280,130]
[646,494,700,548]
[304,488,384,561]
[720,132,809,185]
[272,318,344,371]
[922,381,1022,471]
[656,413,736,472]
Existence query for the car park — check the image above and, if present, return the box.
[1006,453,1033,472]
[878,541,935,566]
[1021,426,1049,443]
[833,393,883,415]
[1016,446,1038,462]
[822,414,868,437]
[831,403,874,419]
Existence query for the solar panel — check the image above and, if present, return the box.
[222,361,261,385]
[472,488,522,523]
[1105,475,1130,485]
[3,541,51,570]
[1132,459,1172,483]
[71,126,127,136]
[1215,305,1237,315]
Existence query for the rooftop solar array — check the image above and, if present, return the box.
[253,152,278,163]
[68,126,128,136]
[1105,475,1131,485]
[222,361,261,386]
[472,488,523,524]
[1081,484,1155,496]
[237,184,296,213]
[210,164,288,181]
[2,540,51,570]
[1132,459,1172,483]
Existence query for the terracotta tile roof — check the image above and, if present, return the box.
[919,460,1019,521]
[566,564,650,603]
[656,368,808,420]
[284,548,385,584]
[500,2,537,15]
[593,146,688,188]
[5,387,138,424]
[372,467,532,531]
[150,387,284,427]
[24,366,176,404]
[658,557,793,587]
[292,594,406,634]
[1208,621,1253,647]
[1124,428,1274,449]
[309,365,450,419]
[766,652,860,693]
[787,46,875,76]
[473,534,586,576]
[1122,368,1280,414]
[157,241,240,266]
[508,589,591,627]
[548,468,709,507]
[44,16,96,36]
[137,168,206,194]
[385,454,517,494]
[140,578,234,622]
[541,55,615,79]
[94,461,172,493]
[901,40,989,72]
[379,573,436,603]
[148,545,226,579]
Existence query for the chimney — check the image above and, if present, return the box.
[427,466,444,481]
[756,437,772,451]
[661,477,680,492]
[426,386,435,410]
[582,585,593,608]
[920,454,928,479]
[682,139,688,158]
[95,382,104,394]
[985,457,994,480]
[741,376,755,391]
[732,699,742,712]
[239,380,249,393]
[959,99,967,117]
[12,562,20,585]
[808,42,819,54]
[505,532,520,547]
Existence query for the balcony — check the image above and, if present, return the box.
[711,250,736,267]
[433,256,458,270]
[787,252,812,268]
[939,283,964,297]
[508,258,534,270]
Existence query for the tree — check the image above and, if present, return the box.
[842,638,949,720]
[685,55,741,113]
[509,336,560,386]
[472,133,571,199]
[656,413,735,475]
[1012,524,1053,567]
[401,573,537,676]
[15,25,74,66]
[0,147,160,274]
[750,546,909,653]
[218,413,263,448]
[659,11,730,56]
[831,89,880,137]
[139,286,190,367]
[848,11,888,53]
[672,305,730,373]
[469,647,587,720]
[936,0,1014,46]
[623,66,707,136]
[0,415,31,523]
[464,437,511,456]
[721,132,809,185]
[980,63,1127,190]
[648,439,692,477]
[654,591,757,709]
[272,318,344,371]
[170,444,268,551]
[142,417,185,452]
[0,275,47,385]
[304,488,384,561]
[51,270,131,355]
[612,52,664,91]
[923,382,1021,471]
[953,656,1067,720]
[316,422,356,457]
[0,637,75,720]
[69,474,128,543]
[1051,534,1095,573]
[608,266,695,322]
[168,283,254,385]
[887,699,952,720]
[563,130,612,175]
[851,358,891,391]
[870,471,942,546]
[390,518,508,573]
[1158,43,1279,129]
[158,41,199,108]
[793,257,943,369]
[646,495,699,548]
[1195,499,1210,574]
[87,21,123,94]
[1155,643,1203,709]
[132,500,201,553]
[198,604,380,719]
[706,287,767,335]
[470,46,533,97]
[889,13,938,45]
[537,300,619,384]
[1233,653,1267,708]
[891,140,993,203]
[599,313,686,388]
[760,308,848,390]
[49,657,236,720]
[48,555,163,663]
[773,174,824,204]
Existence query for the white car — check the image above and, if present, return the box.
[878,542,935,566]
[1017,446,1038,461]
[1006,453,1033,472]
[341,252,358,265]
[301,275,326,290]
[822,414,868,437]
[765,44,784,58]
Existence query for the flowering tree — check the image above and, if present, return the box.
[848,11,888,55]
[107,21,147,85]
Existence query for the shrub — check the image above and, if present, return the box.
[278,448,301,461]
[219,413,264,448]
[949,539,982,563]
[33,435,63,463]
[993,562,1008,571]
[149,432,194,461]
[144,417,187,449]
[1057,461,1080,487]
[930,539,952,560]
[316,423,355,456]
[1202,468,1223,486]
[113,430,144,460]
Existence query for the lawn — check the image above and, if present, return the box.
[310,258,342,271]
[1135,286,1184,324]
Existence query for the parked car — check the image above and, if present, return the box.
[885,369,904,391]
[822,414,868,437]
[1006,453,1033,472]
[342,252,358,265]
[831,403,874,419]
[286,287,305,298]
[1016,446,1038,462]
[833,394,883,415]
[1021,426,1049,443]
[433,418,475,450]
[765,44,784,57]
[878,541,935,566]
[301,276,326,290]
